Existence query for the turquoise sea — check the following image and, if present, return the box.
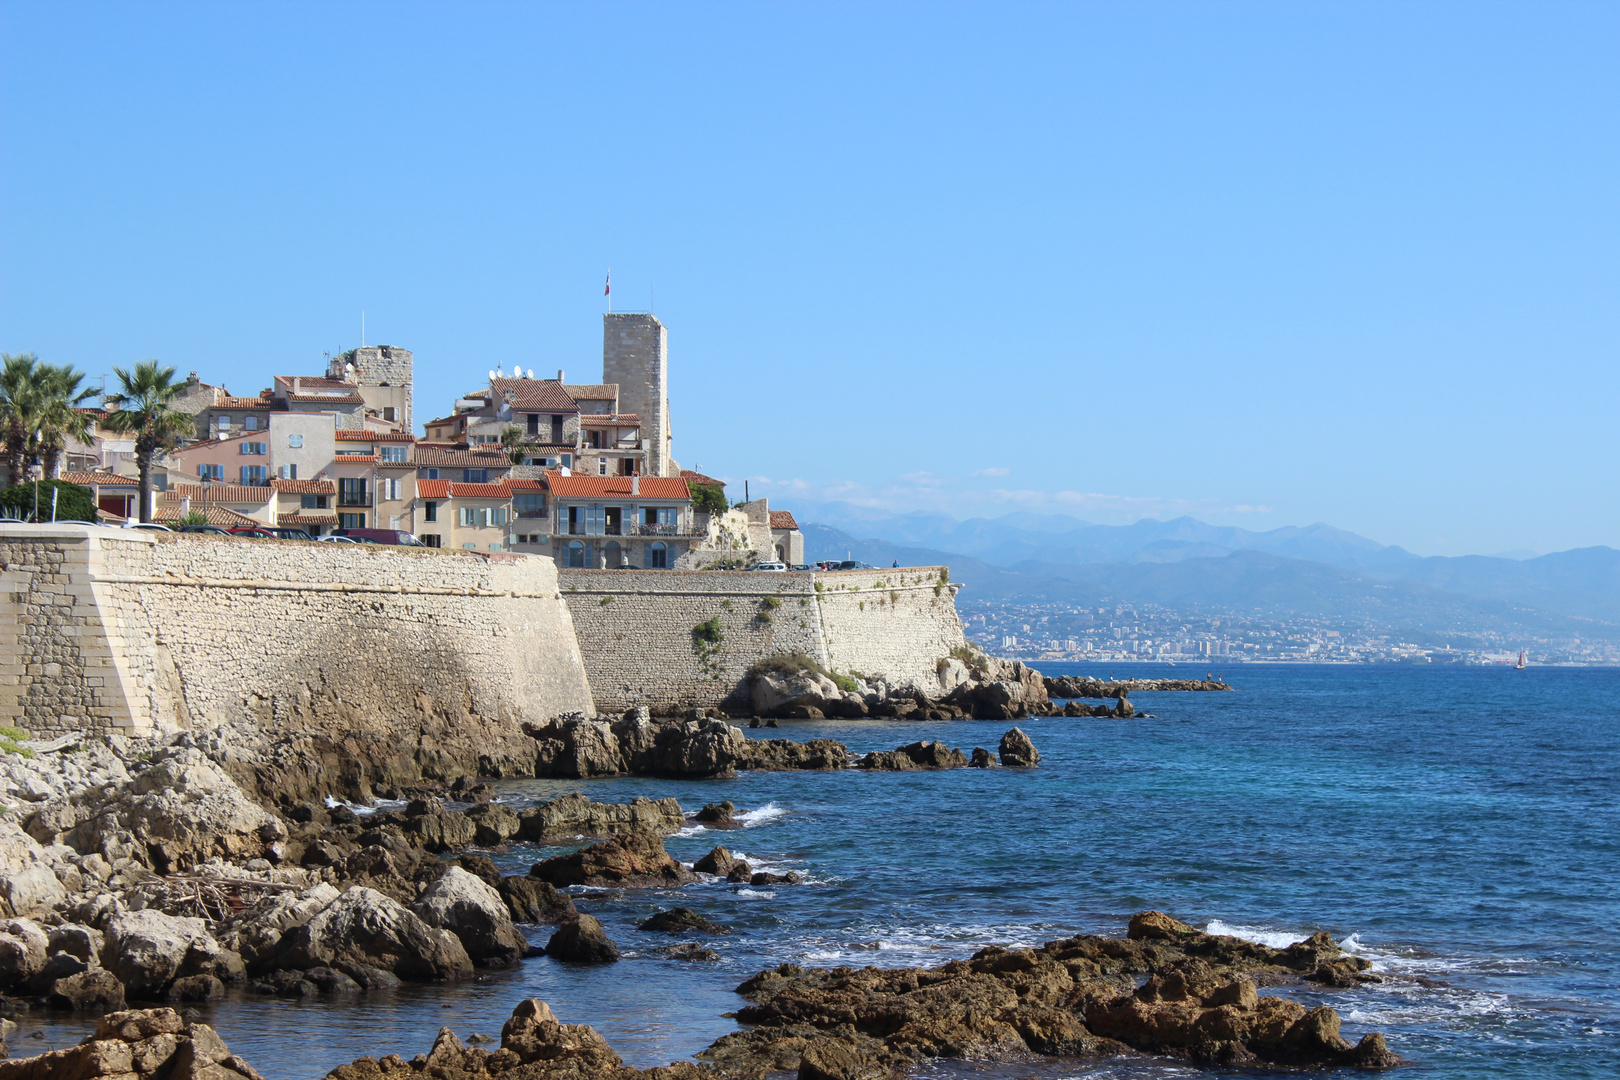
[17,663,1620,1078]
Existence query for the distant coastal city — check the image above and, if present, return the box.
[965,599,1620,666]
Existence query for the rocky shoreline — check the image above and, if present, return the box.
[0,714,1398,1078]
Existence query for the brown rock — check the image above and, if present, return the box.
[544,915,620,964]
[529,834,697,889]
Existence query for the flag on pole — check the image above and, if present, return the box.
[604,271,611,297]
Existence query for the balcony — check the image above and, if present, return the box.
[516,509,549,519]
[628,522,697,537]
[338,493,371,508]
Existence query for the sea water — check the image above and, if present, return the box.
[15,664,1620,1078]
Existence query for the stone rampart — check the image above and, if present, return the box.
[0,526,593,772]
[560,567,965,713]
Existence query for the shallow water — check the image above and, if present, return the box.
[14,664,1620,1078]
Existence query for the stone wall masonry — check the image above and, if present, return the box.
[0,526,594,766]
[560,567,966,713]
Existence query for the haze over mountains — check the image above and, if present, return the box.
[797,503,1620,637]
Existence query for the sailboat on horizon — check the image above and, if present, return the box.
[1515,649,1528,670]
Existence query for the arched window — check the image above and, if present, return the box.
[604,540,622,568]
[567,541,585,568]
[649,542,667,569]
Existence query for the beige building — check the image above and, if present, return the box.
[413,479,513,551]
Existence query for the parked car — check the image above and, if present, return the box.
[315,534,362,543]
[177,525,232,535]
[226,526,278,540]
[0,515,28,524]
[791,564,814,571]
[835,560,875,570]
[124,522,173,532]
[815,560,841,571]
[268,527,315,541]
[334,528,427,547]
[749,561,788,572]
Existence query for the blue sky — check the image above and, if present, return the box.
[2,1,1616,557]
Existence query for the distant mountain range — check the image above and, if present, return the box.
[796,503,1620,637]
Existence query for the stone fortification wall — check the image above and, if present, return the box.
[0,526,593,770]
[560,567,966,713]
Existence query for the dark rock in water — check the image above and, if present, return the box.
[636,908,731,935]
[497,876,577,925]
[400,799,478,853]
[858,740,968,771]
[2,1007,265,1080]
[163,974,226,1002]
[765,719,780,728]
[693,845,739,876]
[724,861,754,884]
[998,728,1040,767]
[740,739,849,771]
[695,801,739,827]
[969,747,994,768]
[653,943,720,962]
[545,915,620,964]
[304,967,363,994]
[749,718,762,729]
[45,969,126,1013]
[250,968,319,996]
[463,803,520,845]
[749,871,802,886]
[529,834,697,889]
[1046,675,1232,698]
[798,1036,889,1080]
[1113,693,1135,719]
[335,963,400,991]
[516,792,685,842]
[412,867,528,968]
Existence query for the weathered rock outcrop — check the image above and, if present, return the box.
[858,741,969,771]
[271,886,473,981]
[637,908,731,935]
[0,1007,265,1080]
[544,915,620,964]
[737,739,851,771]
[997,728,1040,768]
[518,793,685,840]
[524,715,853,777]
[410,867,527,968]
[529,834,697,890]
[694,801,740,827]
[1046,676,1231,698]
[101,909,243,998]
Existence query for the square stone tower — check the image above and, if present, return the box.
[602,314,671,477]
[328,346,413,430]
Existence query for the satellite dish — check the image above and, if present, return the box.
[529,368,537,379]
[497,366,505,379]
[489,369,497,382]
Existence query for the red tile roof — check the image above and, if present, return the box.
[152,505,262,526]
[580,414,642,425]
[504,477,546,491]
[546,473,689,500]
[769,511,799,531]
[163,484,273,504]
[336,430,416,442]
[275,375,353,390]
[490,378,578,412]
[411,446,512,468]
[415,479,450,499]
[564,384,617,403]
[271,479,336,495]
[61,471,137,487]
[279,512,338,524]
[680,469,725,488]
[447,482,510,498]
[213,397,276,410]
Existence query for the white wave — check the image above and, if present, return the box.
[672,823,710,838]
[1204,919,1312,950]
[323,796,407,816]
[795,920,1047,966]
[734,888,777,899]
[737,802,786,827]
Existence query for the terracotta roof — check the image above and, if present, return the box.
[546,472,689,500]
[275,375,354,390]
[213,397,275,410]
[287,392,365,405]
[563,384,616,403]
[411,446,512,468]
[271,479,336,495]
[330,454,378,463]
[162,484,273,504]
[448,482,512,499]
[337,430,415,442]
[504,477,546,491]
[680,469,725,488]
[415,479,450,499]
[769,511,799,531]
[153,505,262,526]
[490,378,578,412]
[423,415,462,429]
[279,512,338,524]
[61,471,137,487]
[580,414,642,425]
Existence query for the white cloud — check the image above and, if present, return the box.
[969,467,1010,478]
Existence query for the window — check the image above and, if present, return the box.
[459,507,474,527]
[657,507,676,526]
[598,458,608,476]
[338,478,368,506]
[489,543,502,552]
[551,415,564,443]
[567,540,585,568]
[422,468,439,480]
[240,465,267,485]
[561,453,572,469]
[383,407,396,422]
[240,442,267,456]
[380,446,407,463]
[244,416,258,431]
[515,493,545,518]
[382,477,401,500]
[526,413,539,436]
[301,494,329,510]
[198,463,224,480]
[424,501,438,523]
[420,534,441,548]
[277,464,298,480]
[340,513,365,530]
[288,434,303,448]
[463,468,489,483]
[217,417,231,433]
[492,507,508,527]
[649,542,668,568]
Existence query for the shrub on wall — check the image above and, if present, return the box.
[690,484,727,516]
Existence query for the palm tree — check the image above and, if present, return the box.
[35,365,98,479]
[102,361,190,523]
[499,425,530,465]
[0,352,44,484]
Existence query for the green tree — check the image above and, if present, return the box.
[35,364,98,479]
[0,479,97,523]
[0,353,44,483]
[102,361,190,524]
[1,355,100,483]
[690,483,727,516]
[499,425,529,465]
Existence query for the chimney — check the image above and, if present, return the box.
[180,496,191,516]
[293,377,301,394]
[631,474,639,496]
[556,369,565,382]
[188,371,198,382]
